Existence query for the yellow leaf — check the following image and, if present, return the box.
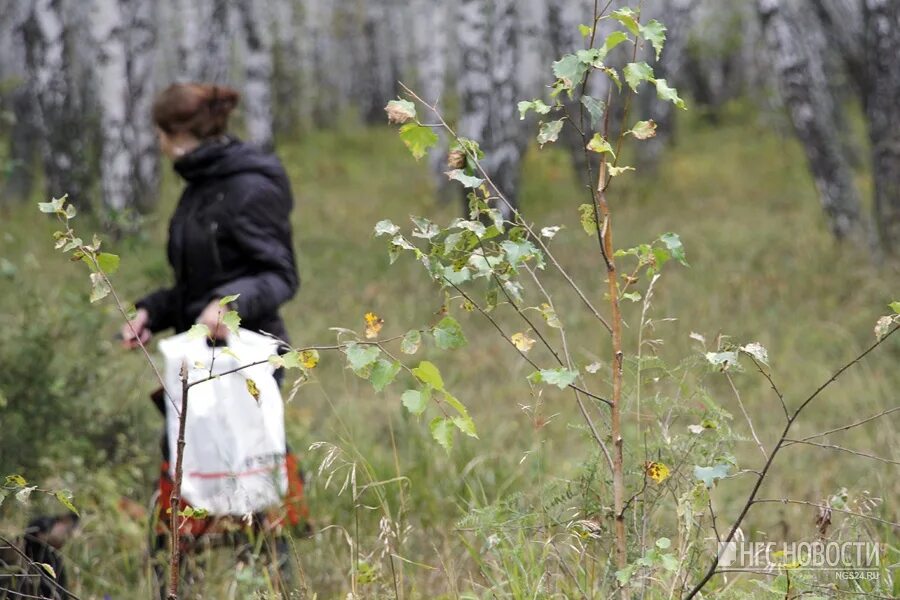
[511,332,536,352]
[364,312,384,339]
[644,461,670,484]
[39,563,56,579]
[300,349,319,369]
[245,378,260,404]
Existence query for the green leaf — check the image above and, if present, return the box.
[219,294,240,306]
[374,219,400,237]
[586,133,615,157]
[89,272,111,303]
[97,252,120,274]
[611,8,639,35]
[640,19,666,60]
[529,368,579,390]
[401,330,422,354]
[630,119,657,140]
[580,95,606,130]
[578,23,592,37]
[889,301,900,314]
[517,99,551,120]
[578,203,598,236]
[600,30,629,59]
[187,323,210,340]
[401,389,429,416]
[38,201,58,213]
[537,120,565,147]
[370,359,400,392]
[655,79,686,109]
[221,310,241,335]
[659,232,688,265]
[608,165,635,177]
[399,123,439,160]
[345,344,381,372]
[452,416,478,438]
[623,62,654,92]
[501,239,540,268]
[656,537,671,550]
[55,490,79,515]
[693,463,730,488]
[430,417,454,452]
[412,360,444,390]
[446,169,484,188]
[441,391,470,419]
[220,347,240,361]
[552,54,589,90]
[433,316,467,350]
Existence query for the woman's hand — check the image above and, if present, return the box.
[198,298,229,339]
[122,308,152,349]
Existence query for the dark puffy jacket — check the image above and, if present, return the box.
[137,137,298,342]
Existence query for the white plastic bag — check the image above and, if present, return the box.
[158,328,287,516]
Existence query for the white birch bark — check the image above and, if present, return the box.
[234,0,274,150]
[90,0,160,213]
[23,0,94,207]
[174,0,231,82]
[457,0,526,219]
[0,2,39,204]
[758,0,865,242]
[864,0,900,254]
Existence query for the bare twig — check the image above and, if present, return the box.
[794,406,900,443]
[725,371,768,460]
[751,499,899,528]
[0,534,83,600]
[684,326,899,599]
[783,439,899,465]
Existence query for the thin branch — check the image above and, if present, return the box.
[684,326,899,599]
[0,534,83,600]
[399,82,612,334]
[725,371,767,460]
[783,439,899,465]
[752,499,899,528]
[795,406,900,443]
[748,356,790,421]
[443,276,611,407]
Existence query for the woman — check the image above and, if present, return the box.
[122,83,307,585]
[122,83,298,344]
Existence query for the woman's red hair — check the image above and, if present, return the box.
[152,83,239,139]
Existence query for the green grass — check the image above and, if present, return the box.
[0,104,897,598]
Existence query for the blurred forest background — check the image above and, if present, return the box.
[0,0,898,598]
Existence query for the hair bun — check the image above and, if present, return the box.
[152,82,240,139]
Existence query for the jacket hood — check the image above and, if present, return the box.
[174,136,286,186]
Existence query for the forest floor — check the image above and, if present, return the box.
[0,103,897,598]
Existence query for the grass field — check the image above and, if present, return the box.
[0,103,897,598]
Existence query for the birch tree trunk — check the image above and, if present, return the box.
[757,0,866,243]
[174,0,231,82]
[271,0,304,137]
[863,0,900,255]
[637,0,697,169]
[0,2,39,205]
[546,0,596,187]
[411,0,452,197]
[457,0,526,220]
[22,0,95,209]
[91,0,160,214]
[234,0,274,150]
[359,0,397,123]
